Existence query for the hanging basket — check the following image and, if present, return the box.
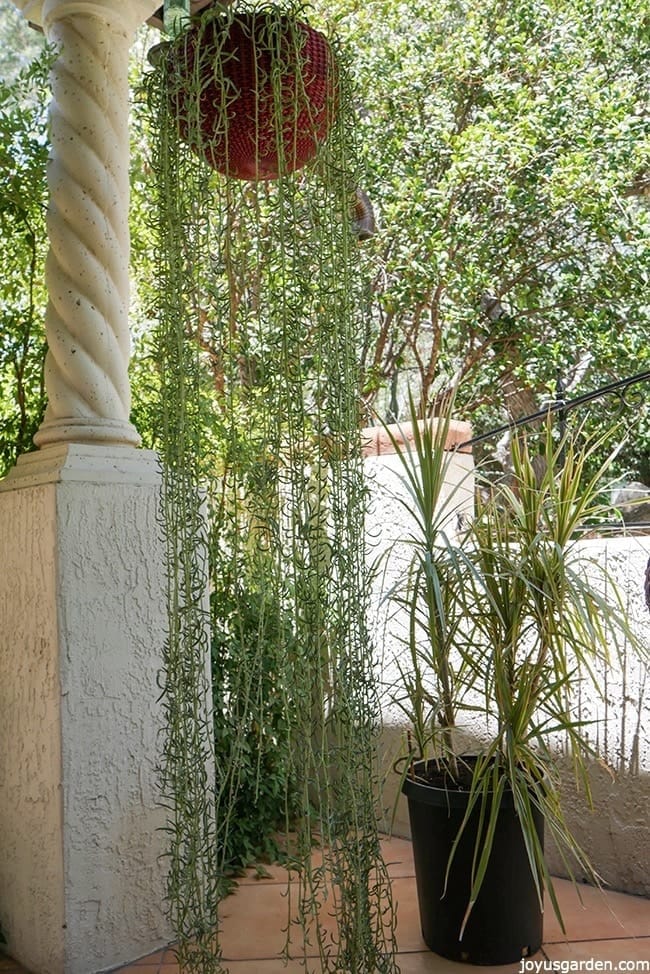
[160,7,337,180]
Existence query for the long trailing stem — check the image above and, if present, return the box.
[144,3,398,970]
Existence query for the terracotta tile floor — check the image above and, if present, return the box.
[1,837,649,973]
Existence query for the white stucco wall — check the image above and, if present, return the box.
[543,537,650,894]
[0,485,65,970]
[0,446,172,974]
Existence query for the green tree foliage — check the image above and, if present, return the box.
[0,51,50,475]
[1,0,647,476]
[325,0,649,474]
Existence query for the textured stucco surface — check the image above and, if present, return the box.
[57,479,172,971]
[0,448,172,973]
[0,485,65,971]
[542,537,650,894]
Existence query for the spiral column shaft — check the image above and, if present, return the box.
[14,0,160,447]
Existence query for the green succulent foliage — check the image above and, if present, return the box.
[144,3,397,969]
[210,555,297,874]
[2,0,647,480]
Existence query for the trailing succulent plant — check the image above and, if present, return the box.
[143,2,396,971]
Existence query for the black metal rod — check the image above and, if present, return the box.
[458,369,650,451]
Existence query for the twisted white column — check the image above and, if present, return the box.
[12,0,160,447]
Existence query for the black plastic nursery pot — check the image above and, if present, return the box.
[402,759,544,965]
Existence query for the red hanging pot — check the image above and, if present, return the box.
[161,8,337,180]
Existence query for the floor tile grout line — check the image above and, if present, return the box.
[545,934,650,946]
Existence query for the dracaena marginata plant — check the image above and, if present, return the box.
[385,393,648,932]
[382,391,474,780]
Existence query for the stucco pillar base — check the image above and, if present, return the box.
[0,446,172,974]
